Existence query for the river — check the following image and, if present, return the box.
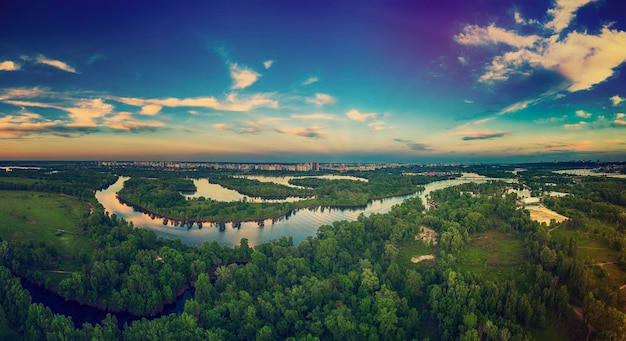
[95,173,502,246]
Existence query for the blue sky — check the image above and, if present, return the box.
[1,0,626,162]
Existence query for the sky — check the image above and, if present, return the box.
[1,0,626,163]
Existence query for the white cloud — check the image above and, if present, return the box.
[229,63,260,89]
[616,113,625,119]
[575,110,591,118]
[302,77,319,86]
[499,99,533,114]
[104,112,164,131]
[464,99,474,104]
[291,113,336,120]
[612,119,626,126]
[140,104,162,116]
[0,61,20,71]
[263,60,274,69]
[306,93,336,107]
[346,109,377,122]
[65,98,114,128]
[564,121,588,129]
[454,24,540,48]
[113,92,278,112]
[545,0,597,34]
[36,55,78,73]
[541,27,626,92]
[610,95,624,106]
[457,1,626,93]
[458,56,468,65]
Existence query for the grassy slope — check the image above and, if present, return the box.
[0,190,93,273]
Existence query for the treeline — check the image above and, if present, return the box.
[209,175,315,199]
[0,169,117,201]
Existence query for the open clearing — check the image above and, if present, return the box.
[411,255,435,263]
[415,225,438,245]
[525,205,568,225]
[458,230,526,281]
[0,190,93,273]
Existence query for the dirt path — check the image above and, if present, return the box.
[569,304,596,341]
[59,193,95,214]
[47,228,77,235]
[45,270,73,274]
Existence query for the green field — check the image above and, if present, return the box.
[457,231,526,281]
[0,190,93,272]
[398,237,434,268]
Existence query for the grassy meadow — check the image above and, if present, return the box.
[0,190,93,273]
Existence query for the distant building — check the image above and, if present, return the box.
[520,197,540,205]
[548,191,570,198]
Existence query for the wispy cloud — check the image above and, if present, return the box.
[291,113,336,120]
[276,126,325,138]
[533,115,567,124]
[541,140,591,151]
[461,132,508,140]
[368,121,387,132]
[0,60,20,71]
[302,77,319,86]
[564,121,588,129]
[499,99,533,114]
[104,112,164,131]
[263,60,274,69]
[610,95,624,106]
[575,110,591,118]
[0,87,52,101]
[393,138,431,151]
[306,93,336,107]
[545,0,597,34]
[213,123,234,131]
[455,24,539,48]
[0,112,62,138]
[613,113,626,127]
[346,109,377,122]
[36,55,78,73]
[113,92,278,112]
[229,63,260,89]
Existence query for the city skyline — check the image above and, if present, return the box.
[1,0,626,163]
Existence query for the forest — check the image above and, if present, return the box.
[0,162,625,340]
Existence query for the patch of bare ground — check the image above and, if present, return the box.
[415,225,438,245]
[411,255,435,263]
[525,205,568,225]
